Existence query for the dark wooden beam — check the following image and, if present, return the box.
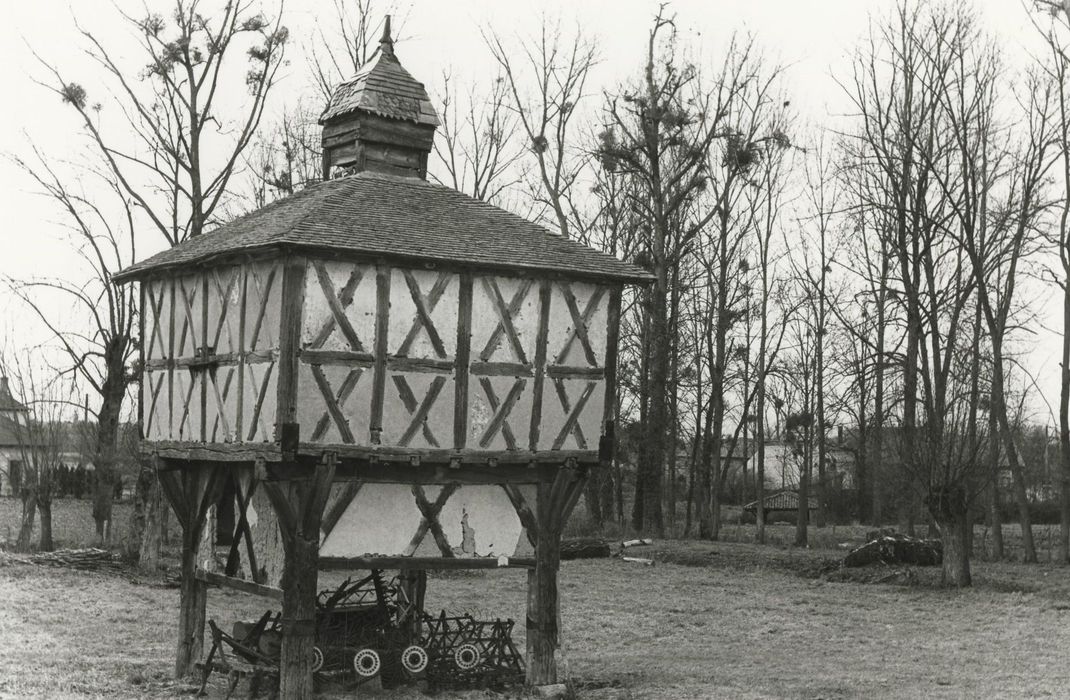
[275,256,307,437]
[195,568,283,601]
[453,272,473,449]
[369,264,391,441]
[529,280,552,451]
[318,556,535,570]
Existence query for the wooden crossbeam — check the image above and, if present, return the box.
[478,377,526,449]
[244,361,275,442]
[146,372,166,437]
[406,483,459,556]
[321,480,364,539]
[480,278,532,363]
[246,264,277,352]
[551,379,597,450]
[394,375,447,447]
[555,283,605,367]
[146,282,168,360]
[208,366,236,442]
[309,366,364,443]
[398,270,450,358]
[310,262,365,351]
[177,277,200,357]
[502,484,539,546]
[209,267,239,352]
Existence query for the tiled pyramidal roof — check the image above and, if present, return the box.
[115,172,650,282]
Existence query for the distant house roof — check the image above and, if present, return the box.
[0,377,28,412]
[0,415,23,447]
[114,171,651,284]
[742,490,818,513]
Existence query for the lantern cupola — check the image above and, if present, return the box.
[319,16,439,179]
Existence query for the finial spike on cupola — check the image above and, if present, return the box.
[380,15,395,59]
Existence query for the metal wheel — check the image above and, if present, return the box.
[401,644,429,674]
[353,648,381,677]
[310,646,324,672]
[454,643,481,670]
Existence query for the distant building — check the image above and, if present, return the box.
[744,439,856,491]
[0,377,100,497]
[0,376,31,496]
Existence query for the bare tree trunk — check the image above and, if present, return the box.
[16,488,37,553]
[37,497,53,552]
[140,476,162,572]
[932,485,971,587]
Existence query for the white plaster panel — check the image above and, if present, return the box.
[320,483,425,557]
[470,274,540,363]
[296,364,374,444]
[388,268,458,358]
[301,260,377,353]
[538,378,606,451]
[467,375,533,451]
[380,372,454,449]
[435,485,524,557]
[545,280,609,368]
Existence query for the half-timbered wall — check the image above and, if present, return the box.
[141,261,282,443]
[297,258,617,455]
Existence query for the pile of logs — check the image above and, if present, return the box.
[559,538,654,565]
[0,547,125,572]
[843,533,942,568]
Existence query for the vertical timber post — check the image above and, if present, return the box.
[526,464,587,687]
[527,481,561,685]
[263,454,336,700]
[158,461,224,678]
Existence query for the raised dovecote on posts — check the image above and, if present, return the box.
[114,15,651,697]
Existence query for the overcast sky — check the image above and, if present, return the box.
[0,0,1062,420]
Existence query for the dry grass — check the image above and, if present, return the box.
[3,499,1070,698]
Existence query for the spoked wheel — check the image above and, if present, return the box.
[353,648,381,678]
[310,646,324,673]
[454,643,481,670]
[401,644,429,675]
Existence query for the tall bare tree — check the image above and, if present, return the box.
[34,0,288,244]
[9,150,138,544]
[487,18,597,241]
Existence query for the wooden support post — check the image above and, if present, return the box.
[398,569,427,637]
[527,480,560,685]
[262,454,336,700]
[525,465,587,687]
[158,462,225,678]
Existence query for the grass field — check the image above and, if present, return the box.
[2,498,1070,699]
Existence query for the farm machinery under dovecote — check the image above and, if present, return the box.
[199,571,524,696]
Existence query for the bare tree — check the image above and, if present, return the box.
[487,18,597,241]
[8,150,138,545]
[33,0,288,245]
[431,71,523,203]
[0,354,69,553]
